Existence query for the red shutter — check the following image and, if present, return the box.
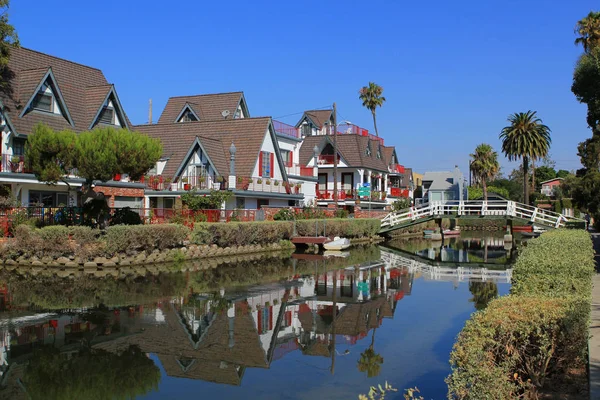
[288,151,293,167]
[269,306,273,330]
[257,309,263,334]
[270,153,274,178]
[258,152,263,177]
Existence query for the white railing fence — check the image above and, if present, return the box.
[381,200,582,230]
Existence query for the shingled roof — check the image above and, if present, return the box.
[299,134,390,172]
[157,92,247,124]
[0,47,131,135]
[134,117,273,179]
[295,109,333,128]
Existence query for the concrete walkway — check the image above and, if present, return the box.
[589,230,600,399]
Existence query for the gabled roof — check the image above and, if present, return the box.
[299,134,390,172]
[422,171,455,191]
[157,92,248,124]
[540,177,564,185]
[134,117,274,179]
[0,47,132,135]
[295,109,333,129]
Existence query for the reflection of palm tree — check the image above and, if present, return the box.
[357,327,383,378]
[468,281,498,310]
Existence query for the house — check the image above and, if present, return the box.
[0,47,145,208]
[295,109,335,137]
[540,178,563,197]
[383,146,411,200]
[422,166,467,203]
[135,115,306,210]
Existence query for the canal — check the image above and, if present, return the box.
[0,233,514,399]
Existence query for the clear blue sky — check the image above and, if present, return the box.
[10,0,597,176]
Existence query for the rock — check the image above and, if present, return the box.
[41,256,53,264]
[56,257,70,265]
[31,260,44,266]
[103,261,117,268]
[109,256,120,263]
[119,259,131,266]
[93,257,109,265]
[65,261,78,268]
[5,259,16,265]
[83,262,97,268]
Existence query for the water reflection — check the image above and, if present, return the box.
[0,246,512,399]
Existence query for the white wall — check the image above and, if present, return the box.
[251,128,283,180]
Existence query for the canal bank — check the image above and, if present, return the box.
[589,230,600,399]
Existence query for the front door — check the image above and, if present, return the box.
[318,173,328,192]
[342,173,353,196]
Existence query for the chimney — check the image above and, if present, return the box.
[148,98,153,124]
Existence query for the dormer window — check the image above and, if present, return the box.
[32,91,53,113]
[376,147,382,159]
[302,124,312,137]
[181,110,198,122]
[99,106,114,125]
[366,142,372,156]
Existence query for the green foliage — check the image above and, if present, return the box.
[110,207,142,225]
[359,82,386,137]
[575,11,600,52]
[103,224,189,255]
[534,165,557,191]
[468,281,498,310]
[467,186,510,200]
[357,347,383,378]
[469,143,500,199]
[191,221,293,247]
[334,208,349,218]
[358,382,398,400]
[295,206,327,220]
[273,208,295,221]
[23,345,160,400]
[448,230,594,399]
[391,198,411,211]
[181,189,233,210]
[295,218,380,238]
[0,0,18,75]
[26,124,162,185]
[487,178,522,202]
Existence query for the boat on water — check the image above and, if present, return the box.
[442,228,461,236]
[323,237,351,251]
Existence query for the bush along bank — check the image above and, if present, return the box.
[0,219,382,267]
[446,230,594,399]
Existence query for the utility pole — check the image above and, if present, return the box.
[148,98,153,124]
[333,102,338,204]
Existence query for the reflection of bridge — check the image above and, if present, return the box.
[380,200,582,233]
[380,248,512,284]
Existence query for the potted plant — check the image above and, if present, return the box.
[295,183,302,194]
[216,176,224,183]
[10,155,20,172]
[257,178,263,184]
[164,177,172,190]
[182,177,190,191]
[274,181,280,186]
[346,189,352,197]
[265,179,271,185]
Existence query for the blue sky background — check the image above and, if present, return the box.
[9,0,597,176]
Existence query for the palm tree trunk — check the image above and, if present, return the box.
[523,156,530,205]
[371,111,379,137]
[531,159,536,193]
[482,178,488,201]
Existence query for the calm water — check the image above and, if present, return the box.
[0,238,511,400]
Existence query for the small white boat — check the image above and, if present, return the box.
[323,236,351,251]
[324,250,350,258]
[442,227,461,236]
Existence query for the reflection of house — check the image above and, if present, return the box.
[0,47,144,207]
[422,166,467,203]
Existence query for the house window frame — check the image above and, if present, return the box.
[366,143,372,157]
[32,91,54,113]
[181,110,197,122]
[261,151,272,178]
[99,105,116,125]
[280,150,291,166]
[301,124,312,137]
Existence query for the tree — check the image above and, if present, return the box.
[534,165,557,192]
[572,46,600,132]
[0,0,18,71]
[359,82,386,137]
[499,111,551,205]
[575,11,600,53]
[26,124,162,185]
[556,169,571,178]
[469,143,500,200]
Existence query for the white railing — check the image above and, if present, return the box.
[380,250,513,283]
[381,200,582,230]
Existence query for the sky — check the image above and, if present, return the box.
[9,0,598,177]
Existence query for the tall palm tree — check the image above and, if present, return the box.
[575,11,600,53]
[499,111,551,205]
[469,143,500,201]
[357,328,383,378]
[359,82,386,137]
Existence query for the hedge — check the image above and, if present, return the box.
[447,230,594,399]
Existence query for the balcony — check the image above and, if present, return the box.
[389,188,410,198]
[336,123,385,145]
[1,154,32,174]
[273,120,301,139]
[238,177,295,194]
[317,155,340,165]
[286,164,315,177]
[390,164,405,174]
[315,185,386,202]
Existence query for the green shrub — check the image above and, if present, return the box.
[68,226,99,246]
[192,221,293,247]
[7,225,71,259]
[103,224,189,255]
[295,218,380,238]
[110,207,142,225]
[447,295,585,398]
[334,209,349,219]
[273,208,295,221]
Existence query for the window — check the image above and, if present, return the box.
[32,91,53,112]
[366,142,372,156]
[181,110,198,122]
[236,197,245,209]
[13,139,25,156]
[281,150,291,166]
[29,191,64,207]
[301,124,312,137]
[376,146,381,159]
[99,107,115,125]
[164,198,175,209]
[260,151,272,178]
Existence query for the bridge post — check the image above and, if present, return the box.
[504,219,513,246]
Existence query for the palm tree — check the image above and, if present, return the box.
[499,111,551,205]
[359,82,386,137]
[575,11,600,53]
[469,143,500,201]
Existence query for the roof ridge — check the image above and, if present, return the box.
[19,47,104,73]
[166,91,243,99]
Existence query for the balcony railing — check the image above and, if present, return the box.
[336,123,385,145]
[273,120,301,139]
[1,154,32,174]
[286,164,315,177]
[390,188,410,198]
[315,185,386,202]
[237,177,294,194]
[317,155,340,165]
[390,164,405,174]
